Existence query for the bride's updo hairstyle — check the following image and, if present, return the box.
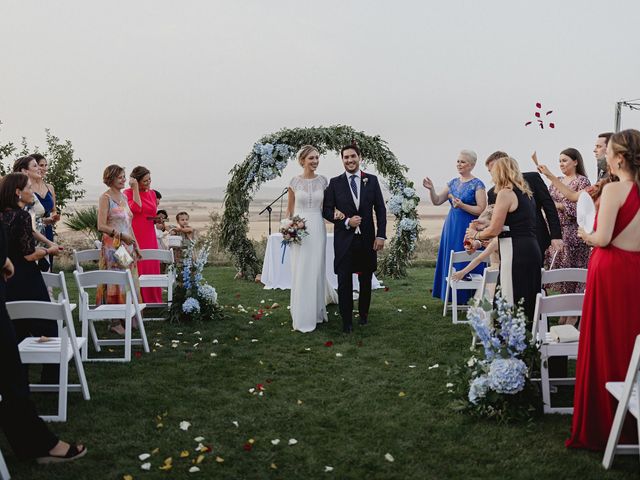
[491,156,532,197]
[296,145,319,167]
[609,129,640,186]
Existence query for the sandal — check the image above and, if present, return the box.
[37,444,87,464]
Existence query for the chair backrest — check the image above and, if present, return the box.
[139,248,174,264]
[73,269,142,313]
[531,292,584,340]
[541,268,588,288]
[479,267,499,303]
[448,249,484,275]
[73,248,101,273]
[41,271,71,303]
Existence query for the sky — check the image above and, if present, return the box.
[1,0,639,196]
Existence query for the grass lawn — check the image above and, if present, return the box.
[1,266,637,479]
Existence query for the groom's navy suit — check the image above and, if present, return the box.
[322,172,386,330]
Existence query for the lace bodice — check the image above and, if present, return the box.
[289,175,328,211]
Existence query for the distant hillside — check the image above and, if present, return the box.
[80,185,291,202]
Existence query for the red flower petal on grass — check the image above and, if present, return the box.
[134,351,142,359]
[266,378,273,384]
[243,443,253,452]
[534,112,540,118]
[384,286,390,292]
[536,102,542,108]
[257,384,265,391]
[524,121,532,126]
[549,123,555,128]
[324,341,333,347]
[235,293,241,299]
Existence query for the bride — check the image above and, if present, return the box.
[287,145,340,332]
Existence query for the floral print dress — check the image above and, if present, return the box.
[544,174,591,293]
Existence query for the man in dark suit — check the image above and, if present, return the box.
[484,151,563,260]
[322,145,387,333]
[594,132,613,181]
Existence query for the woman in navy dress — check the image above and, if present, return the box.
[31,154,60,269]
[424,150,487,304]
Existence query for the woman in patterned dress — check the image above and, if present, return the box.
[96,165,141,335]
[424,150,487,304]
[543,148,591,294]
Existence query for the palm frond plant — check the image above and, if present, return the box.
[64,206,100,242]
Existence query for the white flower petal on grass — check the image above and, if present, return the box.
[428,364,439,370]
[324,466,334,472]
[193,331,201,335]
[232,420,239,428]
[138,453,151,461]
[384,453,395,462]
[271,439,280,445]
[445,383,454,388]
[179,421,191,431]
[141,462,151,470]
[189,466,200,473]
[408,365,417,368]
[194,436,205,442]
[210,353,217,357]
[213,339,219,344]
[251,339,259,343]
[304,347,311,351]
[397,309,403,313]
[335,353,343,358]
[288,438,298,445]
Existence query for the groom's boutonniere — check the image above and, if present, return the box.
[361,172,369,186]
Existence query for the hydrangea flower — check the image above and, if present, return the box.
[487,358,527,394]
[401,198,416,214]
[275,161,287,171]
[403,187,415,198]
[275,144,290,157]
[399,218,417,231]
[468,375,490,404]
[387,195,404,215]
[260,143,274,156]
[198,284,218,304]
[182,297,201,314]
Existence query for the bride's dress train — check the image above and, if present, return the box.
[289,175,338,332]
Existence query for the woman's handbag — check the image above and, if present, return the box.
[113,235,134,268]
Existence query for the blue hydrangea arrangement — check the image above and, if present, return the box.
[450,291,540,423]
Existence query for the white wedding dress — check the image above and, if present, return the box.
[289,175,339,332]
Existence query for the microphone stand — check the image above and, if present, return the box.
[259,188,289,235]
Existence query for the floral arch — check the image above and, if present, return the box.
[220,125,421,279]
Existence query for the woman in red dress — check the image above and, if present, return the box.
[124,166,162,304]
[567,129,640,450]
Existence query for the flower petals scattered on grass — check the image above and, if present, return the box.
[408,365,416,368]
[384,453,395,462]
[138,453,150,461]
[398,391,406,397]
[324,341,333,347]
[297,399,303,405]
[335,353,343,358]
[428,364,439,370]
[179,421,191,431]
[243,443,253,452]
[271,438,280,445]
[141,462,151,471]
[215,456,224,463]
[180,450,189,458]
[189,466,200,473]
[270,463,278,469]
[324,466,334,472]
[288,438,298,446]
[124,475,133,480]
[195,454,205,464]
[232,420,239,428]
[159,457,173,471]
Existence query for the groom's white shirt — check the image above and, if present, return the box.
[344,169,361,233]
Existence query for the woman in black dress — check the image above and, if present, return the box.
[0,173,59,383]
[466,156,541,323]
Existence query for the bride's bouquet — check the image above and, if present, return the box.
[279,215,309,262]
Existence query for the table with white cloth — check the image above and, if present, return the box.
[261,233,382,291]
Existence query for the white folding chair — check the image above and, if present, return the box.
[442,249,484,324]
[6,300,90,422]
[541,268,588,294]
[471,267,500,349]
[532,292,584,414]
[0,396,9,479]
[137,249,176,319]
[74,269,149,362]
[72,248,101,273]
[603,334,640,469]
[41,271,76,312]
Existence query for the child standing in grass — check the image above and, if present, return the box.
[170,211,197,264]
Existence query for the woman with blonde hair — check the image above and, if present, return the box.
[286,145,339,332]
[466,156,541,322]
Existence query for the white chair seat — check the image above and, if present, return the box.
[19,337,87,364]
[139,274,169,283]
[90,303,147,316]
[606,382,639,419]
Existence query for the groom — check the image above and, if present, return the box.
[322,145,387,333]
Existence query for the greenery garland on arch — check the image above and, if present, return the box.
[220,125,421,280]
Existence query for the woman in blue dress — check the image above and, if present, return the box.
[424,150,487,304]
[31,154,60,269]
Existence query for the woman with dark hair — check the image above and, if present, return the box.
[567,129,640,450]
[543,148,591,294]
[0,220,86,464]
[0,173,59,382]
[124,166,161,304]
[30,153,60,267]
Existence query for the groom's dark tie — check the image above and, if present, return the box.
[350,174,358,199]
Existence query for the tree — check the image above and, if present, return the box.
[0,123,85,211]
